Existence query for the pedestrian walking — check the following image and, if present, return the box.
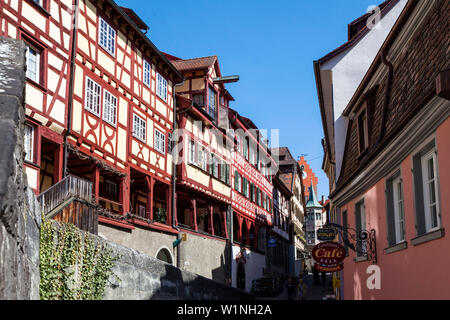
[286,275,296,301]
[297,276,306,300]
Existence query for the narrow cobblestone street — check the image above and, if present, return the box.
[256,273,334,301]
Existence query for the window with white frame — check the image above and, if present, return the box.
[200,147,208,172]
[154,129,165,154]
[156,72,168,102]
[143,60,151,87]
[386,172,406,246]
[25,44,40,83]
[99,18,116,56]
[133,114,146,142]
[422,150,439,232]
[103,90,117,126]
[413,140,441,236]
[188,139,196,164]
[85,77,101,116]
[24,124,34,163]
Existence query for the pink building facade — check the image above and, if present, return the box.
[319,0,450,299]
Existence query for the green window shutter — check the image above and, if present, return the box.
[385,176,396,247]
[413,154,426,236]
[355,202,363,256]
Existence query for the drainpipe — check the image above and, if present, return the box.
[172,81,184,269]
[63,0,79,178]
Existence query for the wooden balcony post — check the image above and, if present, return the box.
[93,166,100,203]
[245,221,251,247]
[145,176,155,220]
[237,216,243,243]
[119,175,130,215]
[191,198,198,231]
[53,144,64,184]
[209,205,215,236]
[222,208,228,239]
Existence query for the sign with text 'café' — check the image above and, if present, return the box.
[312,241,346,272]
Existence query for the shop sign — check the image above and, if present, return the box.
[317,228,337,241]
[312,241,346,267]
[314,264,344,273]
[268,238,277,248]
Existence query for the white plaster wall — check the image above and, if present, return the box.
[321,0,407,182]
[231,245,265,293]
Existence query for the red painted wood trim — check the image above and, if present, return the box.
[99,216,135,230]
[131,219,179,235]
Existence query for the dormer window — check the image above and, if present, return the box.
[357,108,369,155]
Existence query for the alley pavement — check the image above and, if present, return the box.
[256,273,334,301]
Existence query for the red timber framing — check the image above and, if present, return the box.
[1,0,77,194]
[65,0,183,232]
[1,0,183,233]
[174,95,232,240]
[169,55,236,241]
[229,108,275,252]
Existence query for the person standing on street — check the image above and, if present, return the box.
[298,277,306,300]
[286,275,295,300]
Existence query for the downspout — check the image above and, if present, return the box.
[63,0,80,178]
[377,50,394,145]
[172,81,184,269]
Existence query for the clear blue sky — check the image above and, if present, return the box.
[117,0,380,199]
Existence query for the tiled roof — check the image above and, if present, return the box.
[171,56,217,72]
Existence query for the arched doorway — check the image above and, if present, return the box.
[156,248,173,265]
[237,262,246,291]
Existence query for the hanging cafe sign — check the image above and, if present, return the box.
[312,241,346,273]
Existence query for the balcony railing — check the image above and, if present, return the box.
[37,175,93,217]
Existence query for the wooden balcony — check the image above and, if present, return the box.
[37,175,98,234]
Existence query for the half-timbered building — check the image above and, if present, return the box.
[1,0,76,193]
[166,54,235,283]
[68,0,184,260]
[229,108,276,292]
